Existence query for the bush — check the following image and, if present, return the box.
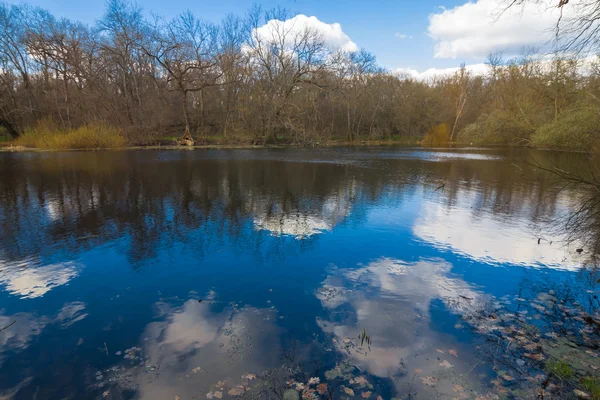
[458,110,534,146]
[16,120,126,149]
[422,123,450,146]
[0,126,11,143]
[532,109,600,151]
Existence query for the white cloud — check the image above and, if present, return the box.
[253,14,358,53]
[395,55,599,81]
[428,0,564,59]
[395,62,489,80]
[395,33,413,40]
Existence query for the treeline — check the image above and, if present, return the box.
[1,1,600,149]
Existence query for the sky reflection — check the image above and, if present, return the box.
[0,148,593,399]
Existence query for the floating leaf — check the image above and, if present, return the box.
[574,389,590,398]
[308,377,320,386]
[439,360,454,368]
[317,383,328,395]
[524,343,539,351]
[361,391,372,398]
[242,374,257,381]
[206,392,216,399]
[436,349,445,354]
[502,375,514,381]
[228,387,245,396]
[342,386,355,396]
[524,353,545,361]
[421,376,437,387]
[354,376,368,386]
[453,384,464,392]
[449,349,458,358]
[214,392,223,399]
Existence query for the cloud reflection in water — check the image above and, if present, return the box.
[317,258,488,396]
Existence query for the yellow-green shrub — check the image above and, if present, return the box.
[16,120,126,149]
[532,109,600,151]
[422,123,451,146]
[459,110,534,146]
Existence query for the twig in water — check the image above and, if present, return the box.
[466,361,481,376]
[407,372,417,399]
[0,321,16,332]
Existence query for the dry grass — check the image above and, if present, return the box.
[16,120,126,150]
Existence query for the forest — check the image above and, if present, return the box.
[1,0,600,150]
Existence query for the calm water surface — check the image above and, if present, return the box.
[0,148,592,399]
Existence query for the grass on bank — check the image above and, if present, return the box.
[16,121,126,149]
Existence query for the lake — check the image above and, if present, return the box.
[0,148,597,399]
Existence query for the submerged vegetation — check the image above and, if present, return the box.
[0,1,599,149]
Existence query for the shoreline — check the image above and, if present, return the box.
[0,141,594,154]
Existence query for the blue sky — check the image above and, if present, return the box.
[6,0,560,76]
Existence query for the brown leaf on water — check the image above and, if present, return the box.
[421,376,437,387]
[216,381,225,389]
[242,374,257,381]
[206,392,216,399]
[436,349,445,354]
[502,375,514,381]
[228,387,245,396]
[491,379,502,386]
[453,384,464,392]
[361,391,372,399]
[214,391,223,399]
[308,377,320,386]
[354,376,368,386]
[439,360,454,368]
[316,383,328,395]
[524,353,545,361]
[574,389,590,398]
[585,350,599,358]
[449,349,458,358]
[342,386,355,396]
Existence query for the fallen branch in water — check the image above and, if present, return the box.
[0,321,16,332]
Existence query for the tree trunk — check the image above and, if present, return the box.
[180,90,194,146]
[0,119,19,138]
